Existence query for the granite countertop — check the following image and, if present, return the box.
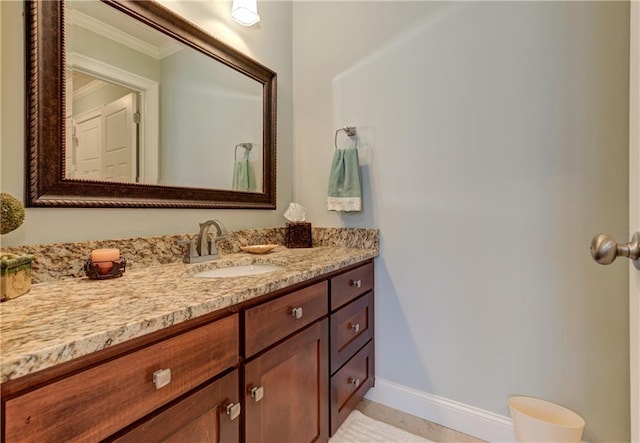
[0,246,377,384]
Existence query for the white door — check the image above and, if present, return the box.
[101,93,137,182]
[72,93,138,182]
[594,8,639,440]
[74,109,102,180]
[65,70,75,178]
[630,3,639,441]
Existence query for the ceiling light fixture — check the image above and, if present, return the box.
[231,0,260,26]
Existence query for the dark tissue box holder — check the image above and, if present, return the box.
[286,222,312,248]
[84,257,127,280]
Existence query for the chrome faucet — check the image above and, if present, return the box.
[181,219,228,263]
[197,220,227,257]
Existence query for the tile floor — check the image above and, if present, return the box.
[356,399,487,443]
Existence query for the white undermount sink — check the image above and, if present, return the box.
[192,264,283,278]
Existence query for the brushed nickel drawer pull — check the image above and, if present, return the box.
[226,402,241,421]
[250,386,264,402]
[291,307,303,319]
[152,368,172,389]
[350,323,360,333]
[350,279,362,288]
[348,377,360,387]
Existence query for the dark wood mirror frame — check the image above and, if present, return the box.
[25,0,277,209]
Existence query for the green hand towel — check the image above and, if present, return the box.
[232,159,257,192]
[327,148,362,212]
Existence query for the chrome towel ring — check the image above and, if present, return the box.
[334,126,358,149]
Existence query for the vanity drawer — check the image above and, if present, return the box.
[244,281,328,357]
[330,262,373,311]
[4,314,239,443]
[330,291,374,374]
[108,369,240,443]
[330,340,374,435]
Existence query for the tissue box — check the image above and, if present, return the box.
[286,222,312,248]
[1,254,34,302]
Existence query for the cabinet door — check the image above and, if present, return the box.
[244,319,329,443]
[107,370,240,443]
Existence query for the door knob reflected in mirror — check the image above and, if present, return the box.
[590,232,640,270]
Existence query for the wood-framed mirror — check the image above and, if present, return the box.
[25,0,277,208]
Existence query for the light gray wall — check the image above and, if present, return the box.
[0,0,293,246]
[292,2,629,441]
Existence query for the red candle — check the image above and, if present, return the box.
[91,248,120,275]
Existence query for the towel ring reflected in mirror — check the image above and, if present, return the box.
[235,143,253,160]
[334,126,358,150]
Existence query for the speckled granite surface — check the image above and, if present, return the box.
[1,227,378,284]
[0,228,378,384]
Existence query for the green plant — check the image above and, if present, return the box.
[1,193,25,235]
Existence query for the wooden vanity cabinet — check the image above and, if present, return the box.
[1,259,375,443]
[328,262,375,435]
[242,261,375,441]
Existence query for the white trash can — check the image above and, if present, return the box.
[508,396,585,443]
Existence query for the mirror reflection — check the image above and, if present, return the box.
[65,0,263,192]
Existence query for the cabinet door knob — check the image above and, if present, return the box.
[152,368,171,389]
[350,279,362,288]
[250,386,264,402]
[348,377,360,387]
[291,307,303,319]
[350,323,360,333]
[226,402,241,421]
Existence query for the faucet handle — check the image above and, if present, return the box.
[177,239,197,262]
[177,239,195,248]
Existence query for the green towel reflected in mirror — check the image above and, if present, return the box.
[233,159,257,192]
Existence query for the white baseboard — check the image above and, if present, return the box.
[364,378,515,443]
